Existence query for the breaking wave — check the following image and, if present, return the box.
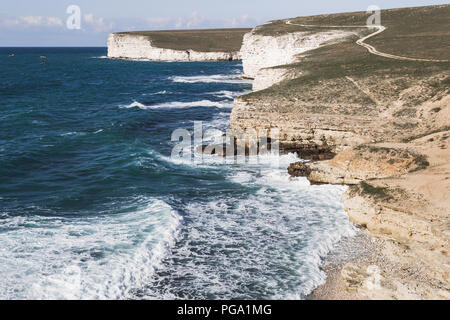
[170,74,253,84]
[120,100,232,110]
[142,153,355,299]
[0,197,181,299]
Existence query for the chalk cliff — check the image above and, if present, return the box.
[240,29,353,78]
[240,28,354,91]
[231,26,367,151]
[107,33,241,61]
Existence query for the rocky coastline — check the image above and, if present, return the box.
[107,31,246,61]
[109,5,449,299]
[229,5,449,300]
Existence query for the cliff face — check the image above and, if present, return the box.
[240,29,353,88]
[107,6,449,299]
[231,5,450,299]
[231,27,368,151]
[252,67,292,92]
[230,98,371,157]
[107,33,241,61]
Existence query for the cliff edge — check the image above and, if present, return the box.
[232,5,450,299]
[107,28,251,61]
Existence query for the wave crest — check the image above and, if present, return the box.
[0,197,181,299]
[170,74,252,84]
[120,100,232,110]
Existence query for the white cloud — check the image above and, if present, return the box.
[0,11,257,37]
[185,12,204,28]
[3,18,20,27]
[228,14,251,27]
[22,16,44,25]
[2,16,63,28]
[83,13,95,24]
[141,12,256,31]
[174,17,184,29]
[83,13,113,32]
[46,17,64,27]
[146,17,171,25]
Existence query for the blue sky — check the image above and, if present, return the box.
[0,0,447,46]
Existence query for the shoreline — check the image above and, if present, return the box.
[308,229,377,300]
[229,73,375,300]
[309,221,450,300]
[228,5,449,298]
[230,66,375,300]
[230,54,449,300]
[109,4,449,299]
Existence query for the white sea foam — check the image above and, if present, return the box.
[60,130,103,136]
[60,132,78,136]
[60,132,87,137]
[143,153,354,299]
[209,90,236,99]
[229,163,354,298]
[170,74,252,84]
[0,197,181,299]
[142,90,171,96]
[120,100,232,110]
[208,90,251,99]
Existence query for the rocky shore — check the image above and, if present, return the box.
[230,5,449,299]
[110,4,449,299]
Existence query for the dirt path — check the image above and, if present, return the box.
[286,20,450,63]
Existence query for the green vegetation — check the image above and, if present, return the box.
[394,108,417,118]
[351,181,409,202]
[255,5,450,60]
[402,126,450,142]
[353,145,430,172]
[116,28,251,52]
[412,154,430,172]
[243,38,450,102]
[358,181,391,199]
[240,5,450,138]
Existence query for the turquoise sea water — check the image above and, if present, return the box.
[0,47,354,299]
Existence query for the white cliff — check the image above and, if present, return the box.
[230,27,374,152]
[107,33,241,61]
[252,67,294,91]
[240,29,354,79]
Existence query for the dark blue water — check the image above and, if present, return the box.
[0,47,354,299]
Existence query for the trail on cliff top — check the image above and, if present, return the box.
[285,20,450,63]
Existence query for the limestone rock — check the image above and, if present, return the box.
[107,33,241,61]
[240,30,353,78]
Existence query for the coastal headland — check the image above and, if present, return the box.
[108,28,251,61]
[108,4,450,299]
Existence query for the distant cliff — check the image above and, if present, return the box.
[107,28,250,61]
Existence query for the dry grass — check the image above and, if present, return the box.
[115,28,251,52]
[242,5,450,128]
[255,4,450,60]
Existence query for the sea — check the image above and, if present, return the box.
[0,47,355,299]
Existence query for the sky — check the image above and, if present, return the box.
[0,0,447,46]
